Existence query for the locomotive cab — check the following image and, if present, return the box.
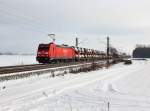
[36,44,50,63]
[36,42,76,63]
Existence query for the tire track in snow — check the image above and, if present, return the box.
[0,61,146,110]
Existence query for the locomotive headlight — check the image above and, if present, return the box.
[45,52,48,55]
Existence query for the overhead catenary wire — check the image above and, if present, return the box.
[0,9,48,33]
[0,1,51,33]
[0,16,47,34]
[0,1,50,28]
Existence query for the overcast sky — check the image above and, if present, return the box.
[0,0,150,54]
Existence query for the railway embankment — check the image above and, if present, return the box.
[0,59,129,81]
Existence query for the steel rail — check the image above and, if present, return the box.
[0,60,106,75]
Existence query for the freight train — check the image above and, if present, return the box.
[36,42,113,63]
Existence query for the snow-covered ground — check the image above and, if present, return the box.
[0,59,150,111]
[0,55,37,66]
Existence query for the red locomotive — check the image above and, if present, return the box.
[36,42,110,63]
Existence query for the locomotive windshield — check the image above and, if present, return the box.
[38,44,49,51]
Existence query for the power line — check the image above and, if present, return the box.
[0,17,49,35]
[0,16,48,34]
[0,1,51,33]
[0,10,49,33]
[0,1,50,29]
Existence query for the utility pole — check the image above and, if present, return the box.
[108,102,110,111]
[76,37,79,47]
[107,36,110,56]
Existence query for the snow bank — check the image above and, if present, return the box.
[113,60,150,96]
[1,60,150,111]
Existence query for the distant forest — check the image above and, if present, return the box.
[133,45,150,58]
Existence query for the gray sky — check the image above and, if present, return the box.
[0,0,150,54]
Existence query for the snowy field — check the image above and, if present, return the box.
[0,55,37,66]
[0,59,150,111]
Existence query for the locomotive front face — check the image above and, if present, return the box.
[36,44,50,63]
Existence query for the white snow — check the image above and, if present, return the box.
[0,55,37,66]
[0,59,150,111]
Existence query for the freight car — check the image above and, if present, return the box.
[36,42,111,63]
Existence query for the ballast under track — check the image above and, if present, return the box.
[0,59,121,81]
[0,62,92,75]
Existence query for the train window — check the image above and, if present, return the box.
[38,44,49,50]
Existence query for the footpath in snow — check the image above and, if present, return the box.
[0,59,150,111]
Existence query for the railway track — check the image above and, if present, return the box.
[0,59,112,75]
[0,62,84,75]
[0,64,51,75]
[0,59,120,81]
